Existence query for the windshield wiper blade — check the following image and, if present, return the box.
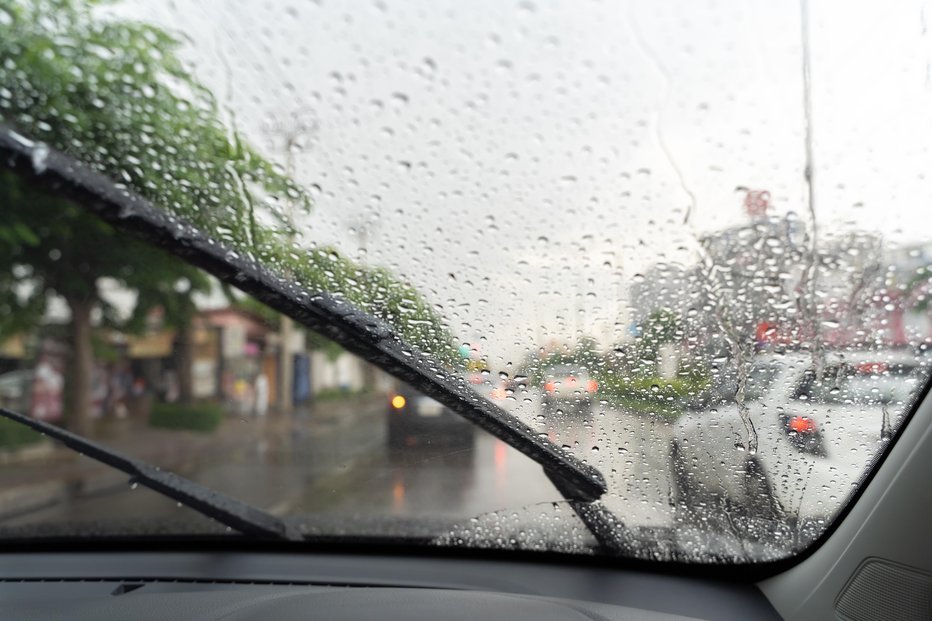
[0,125,606,504]
[0,407,302,541]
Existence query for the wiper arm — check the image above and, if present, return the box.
[0,126,608,526]
[0,407,302,541]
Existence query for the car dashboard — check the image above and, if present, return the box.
[0,550,780,620]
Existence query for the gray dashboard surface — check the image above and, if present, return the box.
[0,552,780,620]
[0,584,703,620]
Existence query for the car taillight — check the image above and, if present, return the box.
[586,380,598,393]
[566,376,577,387]
[544,381,555,393]
[857,362,888,374]
[783,414,824,455]
[391,395,406,409]
[788,416,815,434]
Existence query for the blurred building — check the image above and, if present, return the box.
[626,189,932,353]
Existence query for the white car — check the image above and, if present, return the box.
[671,349,929,539]
[540,364,598,413]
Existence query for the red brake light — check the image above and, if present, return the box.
[566,376,577,386]
[857,362,887,374]
[788,416,816,434]
[544,381,555,393]
[587,380,598,393]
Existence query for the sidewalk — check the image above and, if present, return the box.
[0,393,387,522]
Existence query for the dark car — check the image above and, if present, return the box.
[386,385,475,449]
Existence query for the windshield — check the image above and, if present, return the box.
[2,0,932,564]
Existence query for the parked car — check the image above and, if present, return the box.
[671,349,930,539]
[540,364,598,413]
[386,384,476,449]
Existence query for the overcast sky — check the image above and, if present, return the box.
[116,0,932,365]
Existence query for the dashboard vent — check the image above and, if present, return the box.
[836,558,932,621]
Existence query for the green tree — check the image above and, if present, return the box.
[0,178,194,433]
[0,0,455,432]
[573,336,600,370]
[124,250,214,406]
[635,309,681,376]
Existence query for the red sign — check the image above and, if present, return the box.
[744,190,771,217]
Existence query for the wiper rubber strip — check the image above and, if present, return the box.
[0,125,608,505]
[0,407,302,541]
[545,469,629,554]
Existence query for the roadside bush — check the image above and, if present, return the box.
[148,402,223,432]
[0,416,43,449]
[596,374,710,421]
[314,386,372,402]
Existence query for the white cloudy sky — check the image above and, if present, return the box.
[116,0,932,364]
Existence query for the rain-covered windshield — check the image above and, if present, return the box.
[2,0,932,563]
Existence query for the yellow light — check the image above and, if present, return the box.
[391,395,406,409]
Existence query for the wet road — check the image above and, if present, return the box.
[2,389,677,535]
[319,391,678,530]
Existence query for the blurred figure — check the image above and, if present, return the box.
[233,377,251,416]
[254,373,269,417]
[107,362,131,418]
[162,369,180,403]
[31,358,64,421]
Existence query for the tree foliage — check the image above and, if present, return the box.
[0,0,454,360]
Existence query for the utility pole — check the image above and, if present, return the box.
[266,109,317,414]
[799,0,824,371]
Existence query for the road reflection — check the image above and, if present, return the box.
[0,390,678,541]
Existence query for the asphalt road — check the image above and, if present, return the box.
[1,388,677,537]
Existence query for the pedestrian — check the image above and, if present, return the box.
[233,377,249,416]
[254,373,269,417]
